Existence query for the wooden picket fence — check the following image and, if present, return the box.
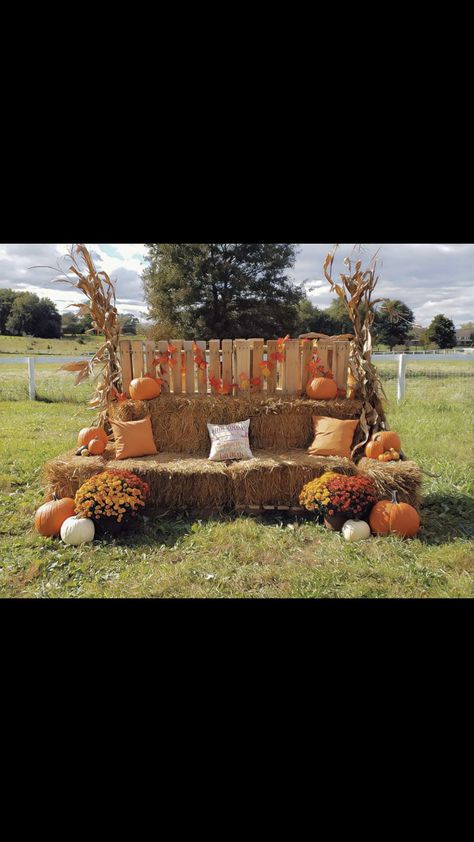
[118,338,351,397]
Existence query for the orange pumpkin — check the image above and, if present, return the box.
[78,427,108,448]
[306,377,338,400]
[372,430,401,452]
[87,437,106,455]
[129,377,162,401]
[35,494,76,537]
[369,491,420,538]
[378,451,393,462]
[365,440,384,459]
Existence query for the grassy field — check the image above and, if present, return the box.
[1,370,473,598]
[0,333,147,356]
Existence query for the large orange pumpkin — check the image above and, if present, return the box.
[372,430,401,452]
[306,377,338,400]
[77,427,109,448]
[35,494,76,537]
[369,491,420,538]
[365,440,384,459]
[129,377,162,401]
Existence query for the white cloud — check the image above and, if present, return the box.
[1,243,473,327]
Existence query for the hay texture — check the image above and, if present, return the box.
[44,448,357,512]
[109,395,363,455]
[357,457,422,510]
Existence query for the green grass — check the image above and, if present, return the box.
[1,370,473,598]
[0,333,146,356]
[0,363,95,403]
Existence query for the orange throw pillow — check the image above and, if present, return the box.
[308,416,358,459]
[110,416,158,460]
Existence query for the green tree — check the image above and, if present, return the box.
[0,289,17,334]
[142,243,302,339]
[6,293,61,338]
[61,313,81,335]
[427,314,456,349]
[6,292,40,335]
[119,314,139,335]
[297,298,339,335]
[324,298,357,334]
[373,299,415,350]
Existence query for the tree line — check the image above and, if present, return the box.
[142,243,459,349]
[0,289,140,338]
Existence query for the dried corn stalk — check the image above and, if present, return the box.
[34,244,122,429]
[323,245,388,459]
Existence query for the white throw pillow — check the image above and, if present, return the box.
[207,419,254,461]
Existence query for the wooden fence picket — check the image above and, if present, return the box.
[120,340,133,396]
[221,340,233,391]
[250,339,264,392]
[208,340,221,393]
[131,340,145,380]
[196,340,207,394]
[170,340,183,394]
[183,341,194,394]
[234,339,251,394]
[283,339,300,394]
[265,340,278,393]
[157,339,170,392]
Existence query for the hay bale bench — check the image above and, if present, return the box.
[44,394,422,515]
[44,337,422,514]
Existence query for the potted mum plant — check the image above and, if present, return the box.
[299,472,377,531]
[75,469,150,537]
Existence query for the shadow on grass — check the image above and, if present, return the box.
[419,493,474,544]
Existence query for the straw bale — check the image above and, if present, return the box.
[357,457,422,509]
[109,395,363,454]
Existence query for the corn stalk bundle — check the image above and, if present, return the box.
[35,244,122,429]
[323,245,388,459]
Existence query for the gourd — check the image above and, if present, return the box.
[377,449,401,462]
[342,520,371,542]
[372,430,401,452]
[75,445,89,456]
[365,440,384,459]
[87,437,106,455]
[60,516,95,545]
[129,377,162,401]
[34,494,76,537]
[305,377,338,400]
[369,491,420,538]
[77,427,108,448]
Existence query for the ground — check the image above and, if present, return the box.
[0,365,473,598]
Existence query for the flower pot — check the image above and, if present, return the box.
[323,512,353,532]
[95,517,138,538]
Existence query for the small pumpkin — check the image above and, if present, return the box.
[129,377,162,401]
[372,430,401,452]
[75,445,89,456]
[369,491,420,538]
[365,440,384,459]
[60,516,95,545]
[87,437,106,456]
[306,377,338,400]
[77,427,108,448]
[342,520,371,542]
[378,451,393,462]
[389,448,401,461]
[34,494,76,537]
[81,449,91,457]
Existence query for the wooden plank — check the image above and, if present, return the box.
[334,341,349,391]
[301,339,313,393]
[170,339,182,394]
[131,340,145,380]
[250,338,264,392]
[221,339,233,392]
[234,339,251,394]
[119,339,132,396]
[157,340,170,392]
[196,340,207,394]
[183,340,195,394]
[284,339,300,394]
[145,340,155,375]
[327,343,334,374]
[317,341,329,373]
[342,342,350,392]
[208,340,221,393]
[266,339,278,394]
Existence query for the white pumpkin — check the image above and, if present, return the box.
[342,519,371,542]
[60,516,95,545]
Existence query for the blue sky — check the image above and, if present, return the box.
[1,243,473,327]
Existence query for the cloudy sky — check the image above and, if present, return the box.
[1,243,473,327]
